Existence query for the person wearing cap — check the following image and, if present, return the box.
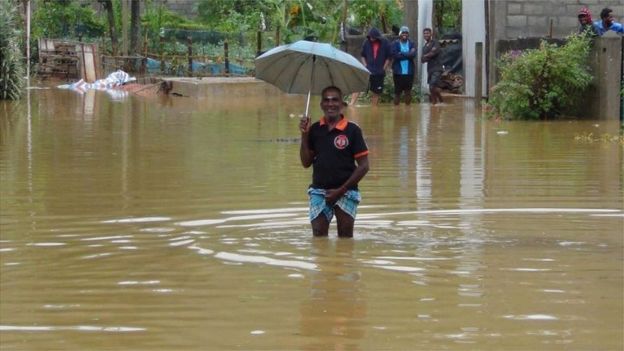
[360,28,391,106]
[390,26,417,105]
[577,7,597,35]
[593,7,624,36]
[421,27,444,105]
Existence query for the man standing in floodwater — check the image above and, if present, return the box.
[299,86,370,237]
[421,27,444,105]
[360,28,391,106]
[391,26,417,105]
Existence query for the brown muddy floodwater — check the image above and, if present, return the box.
[0,85,623,351]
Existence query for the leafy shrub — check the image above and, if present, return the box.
[0,0,25,100]
[488,34,592,120]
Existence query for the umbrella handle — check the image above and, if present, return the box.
[304,90,311,117]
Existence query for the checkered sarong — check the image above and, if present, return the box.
[307,187,361,222]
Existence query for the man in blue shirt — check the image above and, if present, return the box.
[593,7,624,35]
[390,26,417,105]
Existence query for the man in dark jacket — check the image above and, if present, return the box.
[390,26,417,105]
[421,27,444,105]
[360,28,391,106]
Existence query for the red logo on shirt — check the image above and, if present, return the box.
[334,135,349,149]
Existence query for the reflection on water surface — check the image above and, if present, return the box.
[0,87,622,350]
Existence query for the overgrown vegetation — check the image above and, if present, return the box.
[574,132,624,145]
[141,0,404,74]
[0,0,25,100]
[488,34,593,120]
[28,0,406,64]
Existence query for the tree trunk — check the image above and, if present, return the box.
[100,0,118,55]
[130,0,140,55]
[380,14,388,33]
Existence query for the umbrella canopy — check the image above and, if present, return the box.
[255,40,370,97]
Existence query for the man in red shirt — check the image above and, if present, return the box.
[299,86,370,237]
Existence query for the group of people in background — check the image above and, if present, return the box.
[577,7,623,36]
[350,25,444,107]
[350,6,622,108]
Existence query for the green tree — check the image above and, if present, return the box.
[0,0,25,100]
[349,0,402,33]
[197,0,269,35]
[32,0,105,39]
[97,0,118,55]
[434,0,461,34]
[488,34,593,120]
[130,0,141,54]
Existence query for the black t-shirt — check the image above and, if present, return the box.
[307,116,369,190]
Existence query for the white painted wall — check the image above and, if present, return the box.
[417,0,433,94]
[462,0,487,97]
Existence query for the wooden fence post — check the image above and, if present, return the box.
[141,32,147,75]
[224,40,230,76]
[187,35,193,77]
[475,42,483,107]
[159,35,164,74]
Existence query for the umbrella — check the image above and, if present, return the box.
[255,40,370,116]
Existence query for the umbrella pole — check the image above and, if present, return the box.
[304,55,316,117]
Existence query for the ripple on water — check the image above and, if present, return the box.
[101,217,170,224]
[214,251,317,271]
[140,227,176,233]
[188,245,214,255]
[0,325,145,332]
[503,314,558,321]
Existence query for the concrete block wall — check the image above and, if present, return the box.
[490,0,624,41]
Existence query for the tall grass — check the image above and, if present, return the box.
[0,0,25,100]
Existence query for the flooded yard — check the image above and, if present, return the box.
[1,85,622,350]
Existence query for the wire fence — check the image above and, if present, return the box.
[37,28,284,81]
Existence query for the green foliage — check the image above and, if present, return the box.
[32,0,105,39]
[197,0,259,33]
[434,0,462,33]
[29,0,406,78]
[197,0,339,44]
[141,0,203,34]
[349,0,402,32]
[488,34,593,120]
[0,0,25,100]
